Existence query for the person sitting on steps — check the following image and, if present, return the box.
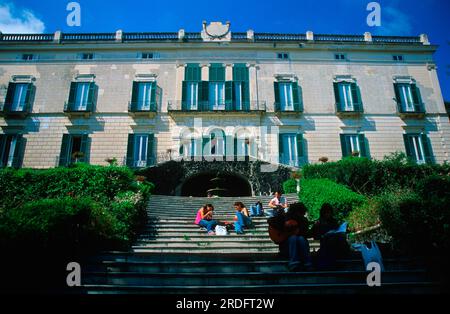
[195,204,218,235]
[250,201,264,217]
[268,202,313,272]
[267,191,289,217]
[234,202,253,234]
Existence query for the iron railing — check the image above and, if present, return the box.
[168,100,266,112]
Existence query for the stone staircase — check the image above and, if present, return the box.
[80,194,440,294]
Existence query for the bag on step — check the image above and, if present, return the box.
[215,225,228,236]
[352,241,385,272]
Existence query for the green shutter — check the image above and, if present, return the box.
[24,83,33,112]
[279,134,284,163]
[80,134,89,163]
[181,81,187,110]
[274,82,280,111]
[4,83,16,111]
[150,82,157,111]
[421,134,433,164]
[59,134,71,166]
[12,134,24,169]
[185,64,201,81]
[393,83,401,104]
[86,82,96,111]
[233,64,249,82]
[225,81,233,110]
[200,81,209,110]
[351,83,362,111]
[68,82,77,110]
[242,81,250,107]
[209,64,225,82]
[403,134,414,159]
[296,134,304,164]
[292,83,302,112]
[340,134,348,158]
[358,134,368,158]
[234,136,238,158]
[0,135,6,167]
[147,134,155,166]
[333,83,341,111]
[411,84,424,112]
[131,81,139,111]
[126,134,135,167]
[179,144,184,156]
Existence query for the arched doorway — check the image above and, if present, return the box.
[180,172,252,197]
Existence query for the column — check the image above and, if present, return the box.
[175,63,186,110]
[247,63,259,110]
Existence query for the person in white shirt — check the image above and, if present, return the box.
[267,191,289,217]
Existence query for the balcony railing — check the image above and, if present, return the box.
[64,102,94,116]
[168,100,266,113]
[254,33,307,41]
[123,32,178,41]
[0,33,54,42]
[315,34,365,42]
[336,103,364,116]
[0,102,32,117]
[274,103,303,113]
[61,33,116,42]
[397,102,426,117]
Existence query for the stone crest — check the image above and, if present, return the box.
[201,21,231,42]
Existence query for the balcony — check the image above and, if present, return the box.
[0,102,32,118]
[128,102,157,118]
[168,101,266,115]
[274,103,303,115]
[64,102,93,118]
[397,103,426,119]
[336,103,364,117]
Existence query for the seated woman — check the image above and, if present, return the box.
[250,201,264,217]
[310,203,350,269]
[234,202,252,234]
[195,204,218,235]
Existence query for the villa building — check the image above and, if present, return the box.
[1,22,449,176]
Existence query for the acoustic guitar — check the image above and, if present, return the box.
[268,219,299,244]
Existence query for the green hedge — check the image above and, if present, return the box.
[302,153,450,196]
[299,179,367,222]
[283,179,297,194]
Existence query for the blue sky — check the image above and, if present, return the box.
[1,0,449,101]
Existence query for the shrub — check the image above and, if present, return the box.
[299,179,367,222]
[283,179,297,194]
[347,198,382,232]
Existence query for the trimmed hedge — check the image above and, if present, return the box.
[299,179,367,222]
[283,179,297,194]
[302,153,450,196]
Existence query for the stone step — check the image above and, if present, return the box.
[146,217,269,222]
[132,240,312,248]
[131,247,285,254]
[143,226,269,232]
[82,270,430,287]
[80,281,440,294]
[137,235,274,241]
[143,224,268,229]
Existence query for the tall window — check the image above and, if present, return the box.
[209,132,225,156]
[133,135,148,168]
[67,82,95,112]
[404,133,432,164]
[126,134,154,168]
[0,134,24,168]
[182,64,201,111]
[75,83,90,110]
[232,64,250,111]
[279,83,294,111]
[131,81,156,111]
[274,81,302,112]
[186,82,199,110]
[339,83,354,111]
[279,134,302,167]
[209,82,225,110]
[4,83,32,112]
[59,134,89,166]
[340,134,368,158]
[394,82,423,113]
[398,84,415,112]
[334,81,362,112]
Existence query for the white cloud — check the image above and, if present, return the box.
[0,2,45,34]
[374,5,414,36]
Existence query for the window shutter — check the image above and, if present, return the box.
[24,83,33,112]
[181,81,187,110]
[250,139,257,159]
[59,134,71,166]
[242,81,250,110]
[225,81,233,110]
[340,134,349,158]
[185,64,200,81]
[292,83,302,112]
[200,81,209,109]
[86,82,96,111]
[4,83,16,111]
[421,134,433,164]
[333,82,341,111]
[403,134,413,159]
[351,83,362,111]
[80,134,89,163]
[131,81,139,111]
[147,134,155,166]
[209,64,225,82]
[393,83,401,105]
[150,82,157,111]
[411,84,424,112]
[12,134,25,169]
[202,137,209,156]
[296,134,304,164]
[358,134,368,158]
[0,135,6,167]
[274,82,280,111]
[179,144,184,156]
[126,134,135,167]
[68,82,77,110]
[278,134,284,163]
[234,136,238,158]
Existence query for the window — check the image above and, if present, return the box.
[335,54,346,60]
[22,54,34,61]
[394,83,423,113]
[404,133,432,164]
[131,82,156,111]
[0,134,24,168]
[334,82,362,112]
[232,64,250,111]
[209,82,225,110]
[182,64,201,110]
[186,82,199,110]
[126,134,154,167]
[58,134,89,166]
[67,82,95,112]
[209,131,225,156]
[274,82,301,112]
[180,138,198,159]
[279,134,302,167]
[277,53,289,60]
[142,52,160,59]
[340,134,368,158]
[279,83,294,111]
[393,55,404,62]
[81,53,94,60]
[236,137,250,158]
[3,82,32,112]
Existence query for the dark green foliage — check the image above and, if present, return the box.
[283,179,297,194]
[299,179,367,222]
